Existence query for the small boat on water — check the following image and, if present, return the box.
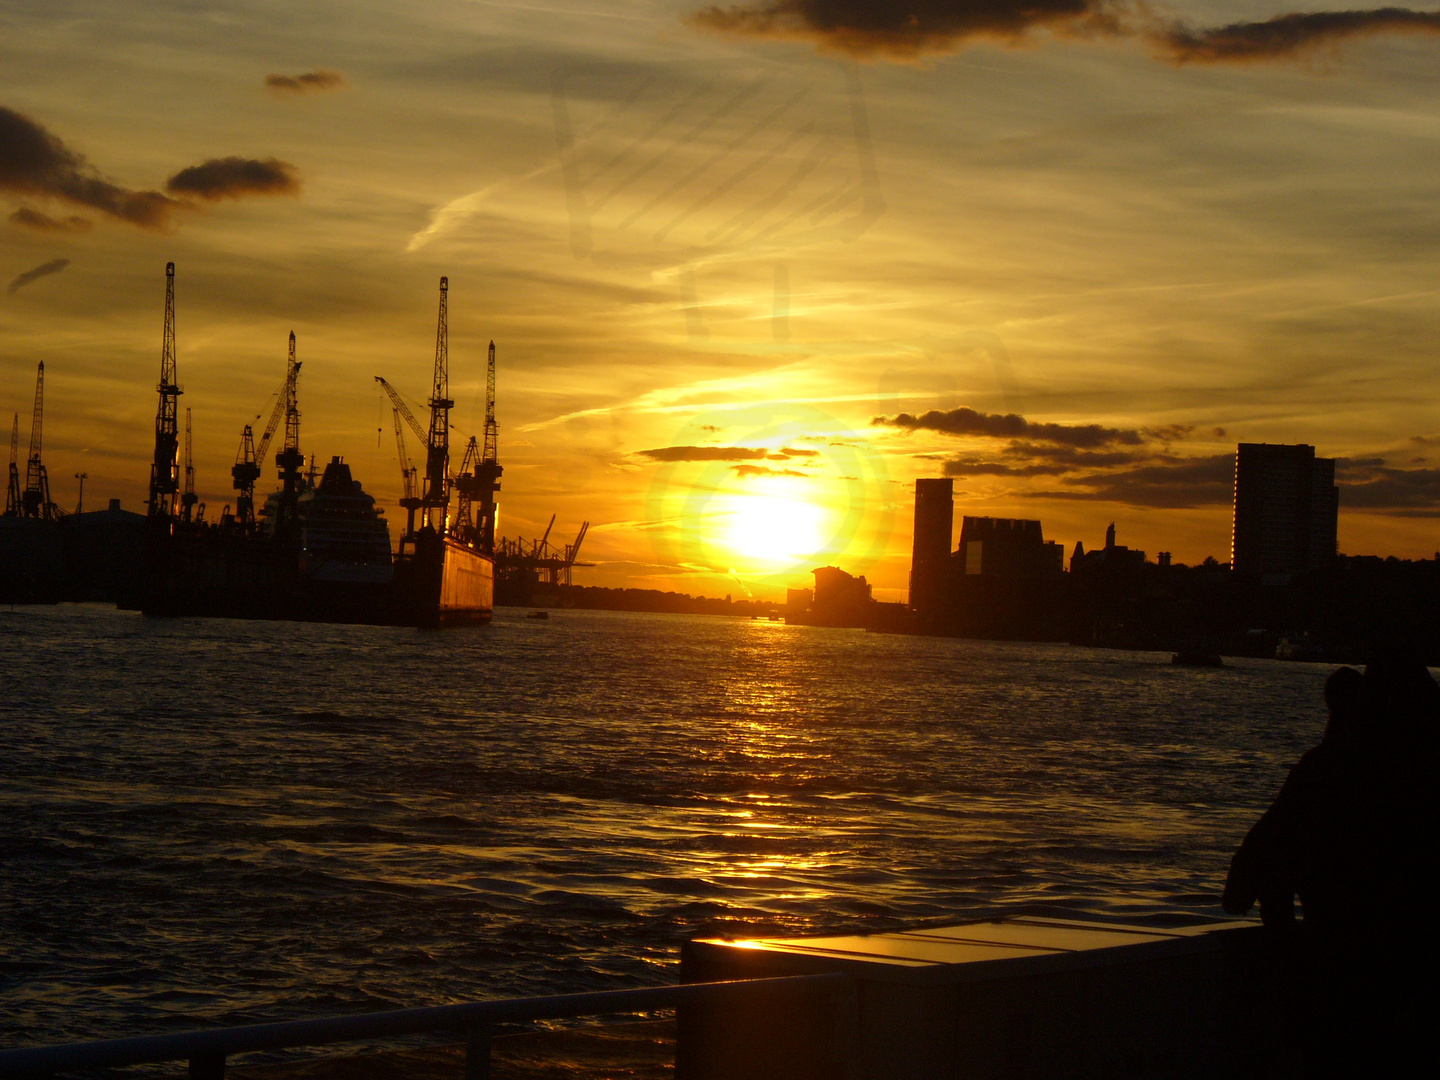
[1172,648,1224,667]
[526,610,549,620]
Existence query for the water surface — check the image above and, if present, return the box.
[0,605,1329,1045]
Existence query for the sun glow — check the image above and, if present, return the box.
[720,482,828,566]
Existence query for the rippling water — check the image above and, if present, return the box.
[1,604,1332,1047]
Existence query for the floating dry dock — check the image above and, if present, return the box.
[679,916,1266,1080]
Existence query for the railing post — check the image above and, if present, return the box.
[464,1022,492,1080]
[188,1052,226,1080]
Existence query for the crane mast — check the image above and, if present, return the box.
[148,262,181,520]
[5,412,18,516]
[181,407,197,522]
[21,362,54,519]
[421,276,451,532]
[476,339,502,551]
[273,332,305,528]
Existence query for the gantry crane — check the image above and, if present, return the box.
[148,262,181,520]
[232,335,302,528]
[494,518,592,589]
[21,361,61,520]
[180,407,197,522]
[5,413,18,517]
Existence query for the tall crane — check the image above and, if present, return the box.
[231,352,298,527]
[276,332,304,498]
[21,361,56,519]
[452,436,480,544]
[392,407,422,539]
[4,413,18,516]
[74,472,86,516]
[180,407,197,522]
[476,340,502,551]
[148,262,181,520]
[421,276,452,533]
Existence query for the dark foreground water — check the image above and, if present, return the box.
[1,604,1332,1048]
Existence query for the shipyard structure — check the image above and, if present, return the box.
[142,264,496,627]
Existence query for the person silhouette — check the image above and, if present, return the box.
[1222,650,1440,1074]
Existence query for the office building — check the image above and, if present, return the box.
[1232,443,1338,575]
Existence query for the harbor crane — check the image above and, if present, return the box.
[232,336,301,526]
[74,472,86,516]
[391,406,422,538]
[180,408,197,522]
[452,340,502,551]
[495,518,592,589]
[275,332,305,517]
[21,361,63,520]
[148,262,181,520]
[421,277,452,533]
[5,413,18,516]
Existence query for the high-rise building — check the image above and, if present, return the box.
[1232,443,1338,574]
[909,478,953,612]
[958,516,1064,579]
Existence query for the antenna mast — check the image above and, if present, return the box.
[148,262,181,519]
[421,276,452,532]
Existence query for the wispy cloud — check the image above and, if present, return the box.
[8,206,91,233]
[638,444,817,461]
[264,70,347,94]
[7,257,70,296]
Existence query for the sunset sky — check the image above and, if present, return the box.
[4,1,1440,601]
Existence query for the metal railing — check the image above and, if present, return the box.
[0,973,857,1080]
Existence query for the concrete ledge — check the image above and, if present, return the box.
[678,916,1275,1080]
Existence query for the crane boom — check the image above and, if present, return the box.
[374,377,427,445]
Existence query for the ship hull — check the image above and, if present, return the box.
[144,524,493,628]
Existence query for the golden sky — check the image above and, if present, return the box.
[4,1,1440,601]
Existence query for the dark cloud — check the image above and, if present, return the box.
[943,444,1150,476]
[7,257,70,296]
[690,1,1440,66]
[734,464,808,477]
[1335,458,1440,510]
[8,206,91,232]
[165,157,300,201]
[265,70,347,94]
[1035,454,1238,509]
[639,445,816,462]
[690,0,1116,59]
[1155,9,1440,64]
[874,407,1145,448]
[0,105,178,228]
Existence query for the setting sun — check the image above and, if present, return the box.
[721,482,828,567]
